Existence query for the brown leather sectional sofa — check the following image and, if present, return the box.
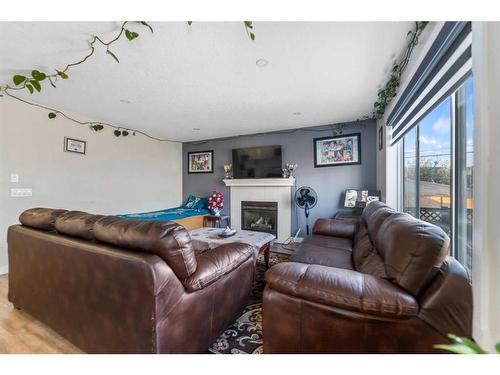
[263,201,473,353]
[8,208,256,353]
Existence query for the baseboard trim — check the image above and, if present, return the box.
[0,265,8,275]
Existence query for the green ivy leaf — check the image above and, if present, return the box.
[187,21,192,26]
[48,112,56,119]
[114,130,121,137]
[495,342,500,353]
[30,80,41,92]
[31,70,47,81]
[448,334,487,354]
[107,50,120,63]
[250,32,255,41]
[56,70,69,79]
[122,130,129,136]
[13,75,27,85]
[140,21,154,33]
[26,84,34,94]
[418,21,429,31]
[125,29,139,41]
[244,21,253,29]
[433,344,478,354]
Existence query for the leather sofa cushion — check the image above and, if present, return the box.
[55,211,104,241]
[266,262,418,319]
[352,222,373,268]
[352,222,387,278]
[418,256,473,338]
[362,201,396,238]
[93,216,197,279]
[357,251,388,278]
[312,218,358,238]
[373,213,449,296]
[184,242,254,292]
[19,208,68,231]
[301,234,353,251]
[290,244,353,270]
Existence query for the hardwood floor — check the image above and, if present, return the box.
[0,275,81,353]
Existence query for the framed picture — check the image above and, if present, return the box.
[344,189,381,208]
[378,126,384,151]
[188,150,214,174]
[313,133,361,168]
[64,137,86,154]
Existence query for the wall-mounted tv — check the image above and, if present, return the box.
[232,145,282,179]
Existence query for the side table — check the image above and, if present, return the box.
[203,215,231,228]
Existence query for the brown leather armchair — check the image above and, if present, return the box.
[8,208,255,353]
[263,201,472,353]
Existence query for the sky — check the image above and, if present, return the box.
[403,76,473,166]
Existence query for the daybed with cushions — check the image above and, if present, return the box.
[119,195,210,230]
[8,208,255,353]
[263,201,473,353]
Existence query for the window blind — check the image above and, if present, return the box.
[388,22,472,144]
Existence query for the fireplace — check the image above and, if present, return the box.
[241,201,278,236]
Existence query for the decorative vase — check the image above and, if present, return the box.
[212,208,221,216]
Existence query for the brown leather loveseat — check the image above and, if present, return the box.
[263,201,472,353]
[8,208,255,353]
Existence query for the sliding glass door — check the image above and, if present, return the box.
[403,128,417,217]
[454,79,474,271]
[400,77,473,273]
[418,97,452,237]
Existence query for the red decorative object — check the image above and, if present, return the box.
[208,189,224,215]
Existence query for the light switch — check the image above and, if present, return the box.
[10,174,19,183]
[10,188,32,197]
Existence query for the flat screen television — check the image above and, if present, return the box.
[232,145,282,179]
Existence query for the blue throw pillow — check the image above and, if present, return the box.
[193,197,208,209]
[184,195,197,208]
[184,195,208,209]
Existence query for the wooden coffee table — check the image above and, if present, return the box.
[188,227,276,268]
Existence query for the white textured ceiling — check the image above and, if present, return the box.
[0,22,413,142]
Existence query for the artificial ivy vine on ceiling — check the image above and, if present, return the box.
[319,21,428,136]
[0,21,256,141]
[0,21,424,140]
[372,21,428,119]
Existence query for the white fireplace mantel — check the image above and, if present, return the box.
[223,177,295,243]
[222,177,295,187]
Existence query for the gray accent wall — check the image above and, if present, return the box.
[183,120,377,237]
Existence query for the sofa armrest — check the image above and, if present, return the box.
[265,262,418,319]
[183,242,254,292]
[312,218,358,238]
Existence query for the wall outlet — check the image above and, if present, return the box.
[10,188,32,197]
[10,173,19,183]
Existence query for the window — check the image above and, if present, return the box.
[401,77,473,272]
[455,78,474,271]
[419,97,452,237]
[403,127,417,217]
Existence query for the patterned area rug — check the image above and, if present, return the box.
[209,251,289,354]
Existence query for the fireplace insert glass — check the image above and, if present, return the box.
[241,201,278,236]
